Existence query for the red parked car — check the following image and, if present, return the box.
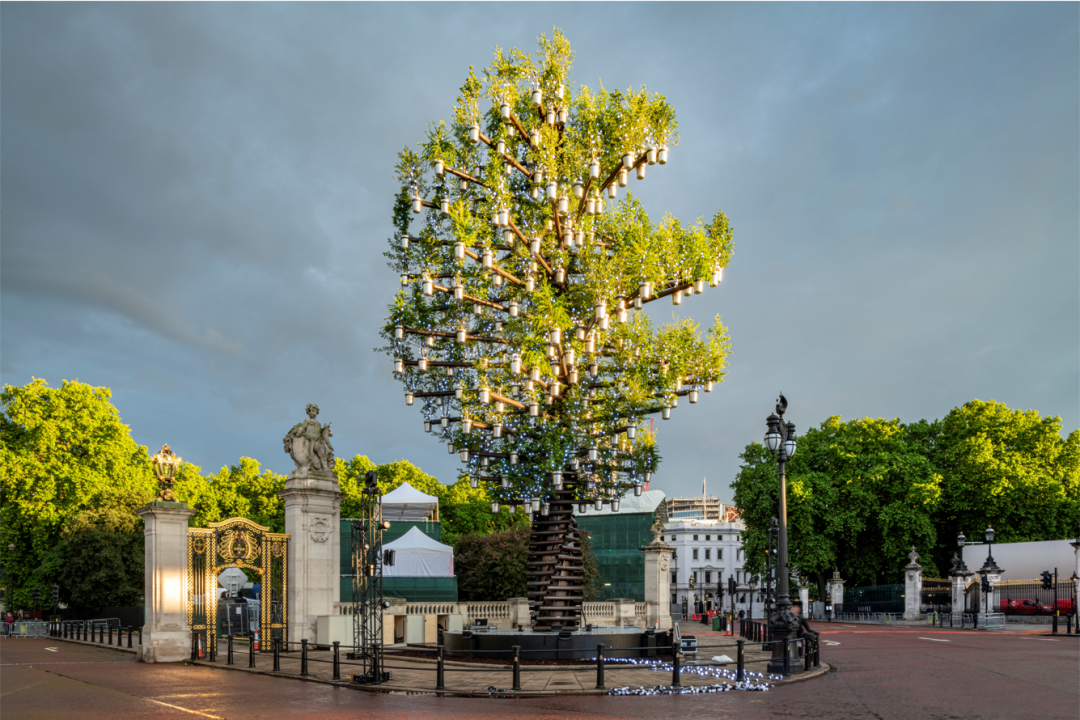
[1000,599,1053,615]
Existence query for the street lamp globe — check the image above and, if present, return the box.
[765,414,782,452]
[957,532,966,548]
[984,527,994,544]
[783,422,797,458]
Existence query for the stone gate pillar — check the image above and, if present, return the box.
[949,553,973,621]
[904,547,923,621]
[829,570,845,612]
[280,469,342,644]
[137,501,196,662]
[641,523,673,630]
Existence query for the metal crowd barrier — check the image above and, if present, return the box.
[7,621,49,638]
[831,612,905,625]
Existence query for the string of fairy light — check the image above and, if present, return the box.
[380,40,732,516]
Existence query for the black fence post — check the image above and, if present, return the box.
[436,643,446,691]
[671,639,682,689]
[512,645,521,691]
[1052,614,1058,634]
[595,644,605,690]
[804,636,812,671]
[138,627,142,646]
[227,633,234,666]
[814,634,820,668]
[272,638,280,672]
[249,636,256,668]
[191,633,198,662]
[300,639,309,676]
[782,632,790,675]
[736,637,745,682]
[332,641,341,680]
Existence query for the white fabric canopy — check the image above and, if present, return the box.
[383,526,454,577]
[381,481,439,521]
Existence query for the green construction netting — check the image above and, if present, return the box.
[576,512,657,602]
[338,576,458,603]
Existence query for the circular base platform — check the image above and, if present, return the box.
[443,626,673,660]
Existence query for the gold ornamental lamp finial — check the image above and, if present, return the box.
[151,444,182,502]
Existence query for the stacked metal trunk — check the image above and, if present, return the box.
[527,481,585,631]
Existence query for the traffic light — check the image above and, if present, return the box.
[717,582,724,604]
[728,576,737,597]
[50,584,59,604]
[33,587,41,605]
[980,576,991,594]
[1040,571,1053,590]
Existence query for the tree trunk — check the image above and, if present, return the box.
[527,481,585,631]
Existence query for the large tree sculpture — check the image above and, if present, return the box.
[381,31,734,631]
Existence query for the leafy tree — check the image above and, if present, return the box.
[928,400,1079,572]
[1,379,156,609]
[37,508,144,610]
[175,458,286,532]
[734,416,943,597]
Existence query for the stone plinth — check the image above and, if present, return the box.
[799,586,810,610]
[279,470,342,644]
[137,501,196,663]
[828,570,845,610]
[641,539,673,630]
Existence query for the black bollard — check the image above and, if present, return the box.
[804,636,812,671]
[737,637,745,682]
[814,634,821,668]
[671,639,682,689]
[128,626,133,649]
[227,633,234,666]
[595,644,605,690]
[300,638,308,676]
[436,643,446,691]
[1052,614,1058,634]
[273,638,280,672]
[249,635,256,668]
[332,641,340,680]
[782,632,790,675]
[191,633,198,662]
[512,645,521,691]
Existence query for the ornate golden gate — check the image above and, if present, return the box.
[188,518,289,656]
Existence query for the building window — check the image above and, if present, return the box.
[672,593,677,604]
[705,535,711,541]
[719,549,723,560]
[705,571,712,584]
[671,571,677,585]
[705,548,711,560]
[692,548,699,560]
[693,535,699,541]
[671,536,676,542]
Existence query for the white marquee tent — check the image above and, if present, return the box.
[381,481,439,522]
[383,526,454,577]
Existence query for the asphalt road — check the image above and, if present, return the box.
[1,626,1076,719]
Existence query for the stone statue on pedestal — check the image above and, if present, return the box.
[283,404,335,474]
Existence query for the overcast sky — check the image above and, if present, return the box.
[3,3,1077,504]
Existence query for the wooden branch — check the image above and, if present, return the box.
[412,390,455,398]
[444,164,488,188]
[573,177,593,224]
[488,390,527,410]
[508,113,537,151]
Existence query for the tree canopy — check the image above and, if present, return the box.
[732,401,1079,597]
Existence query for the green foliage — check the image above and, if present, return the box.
[175,458,287,533]
[381,29,735,512]
[733,401,1079,593]
[1,379,157,609]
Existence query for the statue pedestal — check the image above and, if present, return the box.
[904,549,923,621]
[641,540,673,630]
[279,470,342,644]
[828,570,845,614]
[137,502,196,662]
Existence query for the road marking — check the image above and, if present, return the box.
[45,647,58,652]
[1020,637,1060,642]
[824,640,841,646]
[918,637,950,642]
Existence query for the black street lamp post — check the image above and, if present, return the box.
[765,394,799,675]
[981,527,997,570]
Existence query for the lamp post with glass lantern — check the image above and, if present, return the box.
[765,394,799,675]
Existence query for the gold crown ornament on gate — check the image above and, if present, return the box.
[151,444,182,502]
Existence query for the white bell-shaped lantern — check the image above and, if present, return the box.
[500,101,511,120]
[509,301,519,318]
[552,471,562,489]
[412,192,422,214]
[573,179,584,198]
[394,325,404,340]
[599,316,609,331]
[623,151,635,169]
[491,501,500,514]
[589,159,600,179]
[462,418,472,434]
[672,291,682,306]
[510,451,518,465]
[578,502,588,514]
[501,477,509,489]
[568,368,578,384]
[589,362,599,377]
[422,276,433,296]
[510,353,522,374]
[400,273,409,286]
[440,199,449,214]
[482,249,493,269]
[529,402,539,417]
[618,168,628,187]
[453,282,464,301]
[647,147,657,165]
[526,275,535,292]
[636,164,646,180]
[545,181,557,201]
[405,392,414,406]
[454,241,466,260]
[531,498,541,513]
[595,498,603,511]
[417,357,427,372]
[498,208,509,226]
[612,498,620,512]
[550,328,562,345]
[589,445,598,462]
[694,279,705,294]
[460,448,470,462]
[400,235,410,251]
[704,380,714,392]
[530,186,539,201]
[634,484,642,497]
[689,389,699,404]
[394,358,403,373]
[479,387,490,404]
[595,299,607,321]
[711,267,724,286]
[557,195,568,214]
[496,139,506,154]
[529,237,541,255]
[532,87,542,106]
[424,419,432,433]
[459,178,469,192]
[469,124,480,143]
[493,422,502,438]
[555,266,566,284]
[456,326,466,344]
[555,83,564,100]
[546,109,555,125]
[662,407,672,420]
[564,348,576,367]
[434,158,444,176]
[586,196,595,215]
[607,183,617,199]
[441,416,450,429]
[627,425,637,440]
[640,281,652,300]
[473,303,482,315]
[658,146,669,165]
[585,335,595,353]
[470,476,479,488]
[558,108,568,124]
